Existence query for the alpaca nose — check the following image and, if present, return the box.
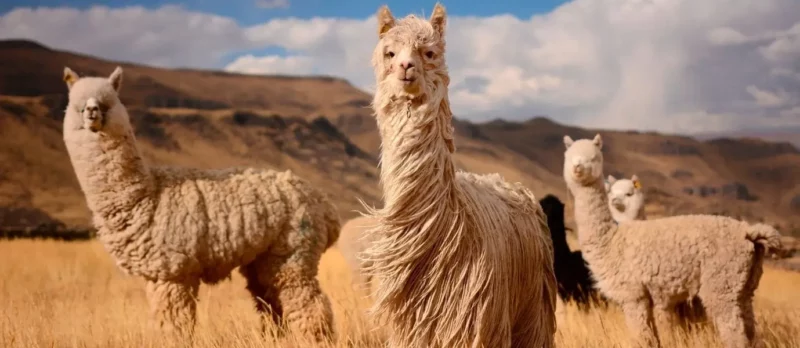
[400,60,414,71]
[573,165,584,176]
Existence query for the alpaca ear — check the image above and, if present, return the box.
[108,66,123,92]
[631,174,642,189]
[63,67,79,90]
[592,133,603,149]
[377,5,395,38]
[430,3,447,37]
[563,135,574,149]
[605,175,616,191]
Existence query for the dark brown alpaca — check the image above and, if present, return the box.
[539,194,605,310]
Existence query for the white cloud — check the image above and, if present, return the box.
[255,0,289,9]
[0,5,253,68]
[746,85,791,107]
[1,1,799,134]
[707,27,749,46]
[224,54,313,75]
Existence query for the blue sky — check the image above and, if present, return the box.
[0,0,799,133]
[0,0,568,25]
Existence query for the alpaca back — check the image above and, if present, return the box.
[123,167,337,282]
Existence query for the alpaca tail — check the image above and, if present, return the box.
[745,223,782,255]
[742,223,781,301]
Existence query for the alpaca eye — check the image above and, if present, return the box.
[626,192,634,197]
[425,51,434,59]
[387,51,395,58]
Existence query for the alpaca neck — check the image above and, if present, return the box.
[64,114,154,233]
[569,179,621,261]
[374,89,458,225]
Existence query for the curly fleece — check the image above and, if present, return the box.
[563,134,782,348]
[61,66,340,343]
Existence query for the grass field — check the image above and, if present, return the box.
[1,240,798,348]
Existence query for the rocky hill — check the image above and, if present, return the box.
[1,39,799,237]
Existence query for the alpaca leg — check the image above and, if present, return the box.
[703,296,749,348]
[244,250,334,342]
[741,258,764,347]
[144,278,200,342]
[654,305,677,334]
[272,257,335,342]
[241,261,283,335]
[740,298,762,348]
[621,300,661,348]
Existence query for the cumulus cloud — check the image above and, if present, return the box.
[224,54,313,74]
[1,0,799,134]
[0,5,253,68]
[746,85,791,107]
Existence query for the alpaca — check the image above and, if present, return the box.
[61,66,340,342]
[361,4,557,347]
[605,175,646,222]
[606,175,707,325]
[336,215,378,294]
[562,134,782,348]
[539,194,605,310]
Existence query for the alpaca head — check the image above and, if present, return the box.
[372,3,449,101]
[605,175,645,221]
[563,134,604,187]
[63,66,126,134]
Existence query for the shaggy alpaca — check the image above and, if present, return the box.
[61,66,340,342]
[563,134,782,348]
[539,194,606,311]
[336,215,378,294]
[361,4,557,347]
[605,175,646,222]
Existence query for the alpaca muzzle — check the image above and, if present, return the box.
[612,198,626,212]
[82,98,105,132]
[572,165,586,178]
[83,109,104,132]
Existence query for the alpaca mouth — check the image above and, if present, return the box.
[400,77,416,84]
[84,113,105,132]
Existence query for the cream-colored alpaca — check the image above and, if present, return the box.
[61,67,340,343]
[606,175,707,324]
[361,4,557,347]
[605,175,646,222]
[563,134,781,348]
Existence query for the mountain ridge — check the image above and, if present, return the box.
[1,39,799,237]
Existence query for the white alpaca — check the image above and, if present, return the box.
[61,66,340,342]
[361,4,557,348]
[563,134,781,348]
[605,175,646,222]
[606,174,707,324]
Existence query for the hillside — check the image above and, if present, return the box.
[1,39,799,237]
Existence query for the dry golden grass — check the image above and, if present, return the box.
[1,240,798,348]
